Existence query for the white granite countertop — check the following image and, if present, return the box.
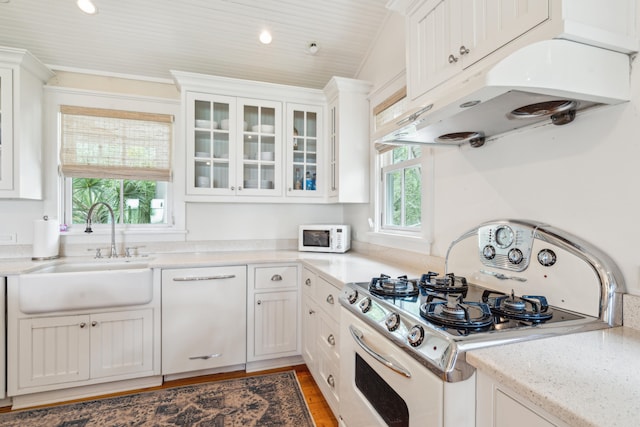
[467,326,640,427]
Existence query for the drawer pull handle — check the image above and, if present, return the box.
[173,274,236,282]
[327,374,335,388]
[305,278,311,286]
[327,334,335,346]
[326,294,334,305]
[271,274,283,281]
[189,353,221,360]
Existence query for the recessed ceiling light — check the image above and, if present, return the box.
[77,0,98,15]
[259,30,272,45]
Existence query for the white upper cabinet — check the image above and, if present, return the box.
[323,77,372,204]
[0,47,53,199]
[404,0,637,103]
[173,71,332,203]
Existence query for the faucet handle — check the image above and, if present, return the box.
[88,248,103,259]
[125,245,145,257]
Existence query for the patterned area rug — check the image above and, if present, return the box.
[0,371,316,427]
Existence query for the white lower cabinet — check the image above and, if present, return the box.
[161,266,247,376]
[476,369,569,427]
[301,267,340,417]
[15,309,154,392]
[247,264,301,369]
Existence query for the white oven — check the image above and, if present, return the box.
[339,308,475,427]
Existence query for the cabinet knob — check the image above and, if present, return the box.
[257,300,262,305]
[459,45,470,55]
[79,322,87,328]
[448,54,459,64]
[327,334,335,346]
[305,278,312,286]
[327,374,335,388]
[309,309,315,315]
[91,321,98,327]
[326,294,334,305]
[231,186,235,190]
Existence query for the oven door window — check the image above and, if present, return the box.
[303,230,330,248]
[355,353,409,427]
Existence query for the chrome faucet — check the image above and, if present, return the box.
[85,202,118,258]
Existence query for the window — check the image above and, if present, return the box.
[381,146,422,231]
[373,87,423,235]
[60,106,173,227]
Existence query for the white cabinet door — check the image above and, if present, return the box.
[90,309,154,379]
[301,295,317,370]
[408,0,461,100]
[236,98,282,196]
[161,266,247,375]
[286,103,323,198]
[461,0,549,67]
[18,315,91,389]
[252,290,298,358]
[187,92,237,195]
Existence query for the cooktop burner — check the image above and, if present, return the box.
[369,274,419,298]
[482,290,553,323]
[419,271,469,297]
[420,293,494,333]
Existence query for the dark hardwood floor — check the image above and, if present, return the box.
[0,364,339,427]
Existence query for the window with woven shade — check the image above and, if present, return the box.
[60,106,174,226]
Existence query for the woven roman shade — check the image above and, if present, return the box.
[60,106,173,181]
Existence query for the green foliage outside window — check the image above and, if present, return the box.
[72,178,158,225]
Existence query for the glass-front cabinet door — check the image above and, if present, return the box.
[187,92,237,195]
[0,67,13,191]
[286,103,322,198]
[237,98,282,196]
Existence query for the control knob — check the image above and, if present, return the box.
[358,297,372,313]
[407,325,424,347]
[385,313,401,331]
[537,249,557,267]
[346,289,358,304]
[482,245,496,260]
[508,248,524,264]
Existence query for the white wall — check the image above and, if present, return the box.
[353,11,640,295]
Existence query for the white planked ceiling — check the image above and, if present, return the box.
[0,0,392,88]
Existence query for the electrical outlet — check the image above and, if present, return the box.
[0,233,17,245]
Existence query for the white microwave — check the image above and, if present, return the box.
[298,224,351,253]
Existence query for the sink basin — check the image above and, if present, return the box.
[18,258,154,314]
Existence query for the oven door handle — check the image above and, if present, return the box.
[349,325,411,378]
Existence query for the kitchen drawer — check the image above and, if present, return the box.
[254,265,298,290]
[318,313,339,360]
[317,344,340,413]
[317,276,340,318]
[302,267,316,299]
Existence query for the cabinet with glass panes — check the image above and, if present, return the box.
[187,93,282,196]
[286,104,322,198]
[238,99,281,195]
[189,93,235,194]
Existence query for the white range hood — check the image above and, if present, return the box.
[376,39,631,148]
